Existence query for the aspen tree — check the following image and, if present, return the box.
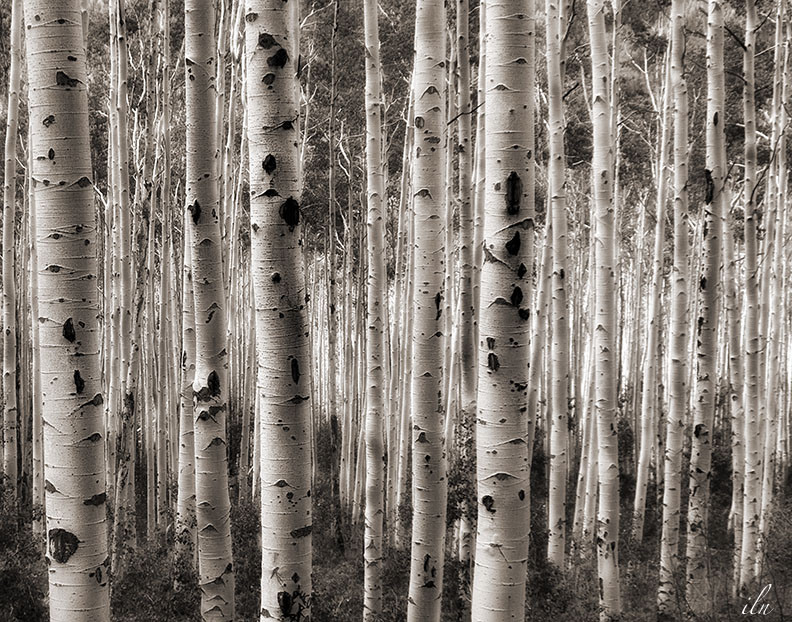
[470,0,534,618]
[405,0,448,619]
[587,0,621,614]
[362,0,387,615]
[739,0,762,586]
[244,1,313,619]
[185,1,235,618]
[633,56,671,543]
[546,0,570,566]
[176,239,197,562]
[23,1,110,619]
[685,0,724,610]
[2,0,22,500]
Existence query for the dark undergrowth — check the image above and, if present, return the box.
[2,425,792,621]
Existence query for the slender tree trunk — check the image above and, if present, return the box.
[245,2,314,619]
[362,0,386,615]
[185,1,235,618]
[546,0,569,566]
[470,0,534,618]
[406,0,448,619]
[685,0,724,610]
[2,0,22,502]
[587,0,621,615]
[24,2,110,618]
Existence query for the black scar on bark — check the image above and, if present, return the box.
[278,592,292,615]
[272,272,281,282]
[263,189,279,197]
[435,292,442,320]
[246,12,259,22]
[188,200,201,224]
[207,370,221,396]
[704,169,714,205]
[505,171,522,214]
[486,337,495,349]
[74,370,85,393]
[267,48,289,68]
[505,231,521,255]
[43,115,55,127]
[280,198,300,229]
[291,359,301,385]
[517,263,527,278]
[423,554,431,572]
[518,489,525,501]
[263,155,277,174]
[55,71,80,88]
[487,352,500,371]
[415,116,425,128]
[63,318,76,342]
[83,492,107,506]
[511,286,523,307]
[49,528,79,563]
[258,32,277,48]
[48,148,55,160]
[482,495,495,513]
[263,73,276,85]
[290,525,312,538]
[519,308,530,320]
[45,480,58,493]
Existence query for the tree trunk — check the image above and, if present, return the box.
[23,2,110,618]
[244,1,314,619]
[587,0,621,615]
[470,0,535,617]
[406,0,448,619]
[185,1,235,618]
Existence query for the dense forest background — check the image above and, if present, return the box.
[1,0,792,620]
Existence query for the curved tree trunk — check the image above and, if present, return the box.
[470,0,535,618]
[184,1,235,618]
[23,2,110,619]
[244,1,313,619]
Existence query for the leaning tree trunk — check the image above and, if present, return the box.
[23,2,110,619]
[244,2,314,619]
[362,0,387,616]
[658,1,689,611]
[184,1,235,619]
[587,0,621,616]
[470,0,535,618]
[686,0,725,612]
[2,0,22,502]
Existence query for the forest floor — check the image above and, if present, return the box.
[2,424,792,621]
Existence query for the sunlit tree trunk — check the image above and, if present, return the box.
[546,0,569,566]
[245,1,313,619]
[470,0,535,618]
[24,1,110,618]
[587,0,621,615]
[685,0,724,610]
[185,1,235,618]
[406,0,448,619]
[362,0,386,615]
[2,0,22,501]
